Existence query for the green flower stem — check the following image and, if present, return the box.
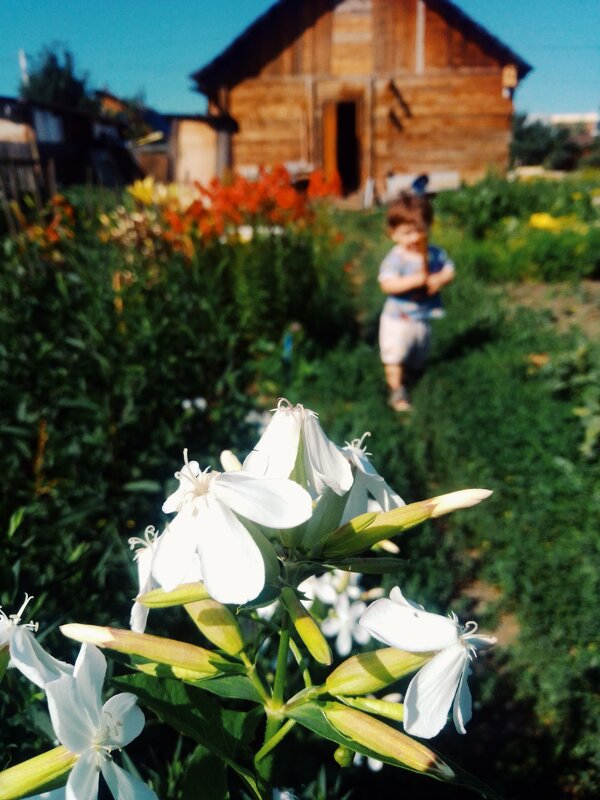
[258,609,291,783]
[271,610,291,711]
[254,719,296,765]
[289,637,313,688]
[239,651,270,704]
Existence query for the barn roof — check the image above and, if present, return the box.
[192,0,532,94]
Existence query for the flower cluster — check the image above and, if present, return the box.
[0,398,496,800]
[100,166,341,264]
[10,194,75,263]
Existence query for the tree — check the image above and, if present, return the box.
[510,113,556,167]
[19,44,99,113]
[510,112,582,171]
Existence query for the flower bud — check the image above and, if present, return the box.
[136,581,210,608]
[61,624,227,676]
[333,745,354,767]
[220,450,242,472]
[429,489,492,518]
[281,587,332,666]
[323,702,453,778]
[322,502,434,558]
[325,648,430,696]
[185,598,245,656]
[339,696,404,723]
[0,746,77,800]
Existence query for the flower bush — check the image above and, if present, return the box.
[0,400,495,799]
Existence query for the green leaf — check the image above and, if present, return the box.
[0,647,10,684]
[122,480,163,493]
[112,673,264,799]
[189,675,264,704]
[323,557,406,574]
[7,508,25,540]
[181,745,228,800]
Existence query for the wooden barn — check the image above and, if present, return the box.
[192,0,532,194]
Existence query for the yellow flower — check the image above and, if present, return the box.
[528,212,562,232]
[128,176,156,206]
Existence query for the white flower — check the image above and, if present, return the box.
[340,432,405,524]
[0,594,73,689]
[353,752,384,772]
[44,644,157,800]
[321,593,370,656]
[128,526,202,633]
[243,399,353,498]
[152,450,312,604]
[298,570,362,608]
[359,587,496,739]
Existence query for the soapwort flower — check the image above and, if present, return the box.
[243,399,353,498]
[321,593,370,657]
[44,643,157,800]
[360,587,496,739]
[128,526,203,633]
[152,450,312,604]
[0,594,73,689]
[340,432,405,524]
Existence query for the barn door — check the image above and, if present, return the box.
[322,101,338,184]
[321,99,361,195]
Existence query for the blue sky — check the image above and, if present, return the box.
[0,1,597,116]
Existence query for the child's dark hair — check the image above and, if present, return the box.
[386,192,433,231]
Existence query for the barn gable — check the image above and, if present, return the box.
[192,0,532,188]
[193,0,531,97]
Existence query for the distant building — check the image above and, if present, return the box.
[0,95,141,198]
[132,113,237,186]
[191,0,532,194]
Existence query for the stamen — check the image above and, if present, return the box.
[128,525,158,556]
[463,620,479,635]
[12,594,35,624]
[346,431,373,456]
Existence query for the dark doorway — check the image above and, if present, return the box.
[336,101,360,194]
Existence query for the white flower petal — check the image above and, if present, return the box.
[66,750,100,800]
[197,497,265,604]
[243,407,301,479]
[403,643,468,738]
[46,676,94,754]
[339,473,370,525]
[336,628,353,657]
[212,472,312,528]
[73,645,106,731]
[101,757,158,800]
[151,513,199,592]
[102,693,145,748]
[0,619,12,648]
[359,594,459,652]
[302,412,353,496]
[162,461,201,514]
[452,658,473,734]
[130,544,157,633]
[129,602,150,635]
[321,615,341,637]
[366,473,405,512]
[389,587,424,610]
[9,627,73,689]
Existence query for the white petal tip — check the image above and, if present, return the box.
[430,489,492,518]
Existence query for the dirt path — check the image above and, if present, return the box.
[506,279,600,339]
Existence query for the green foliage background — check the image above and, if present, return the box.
[1,175,600,798]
